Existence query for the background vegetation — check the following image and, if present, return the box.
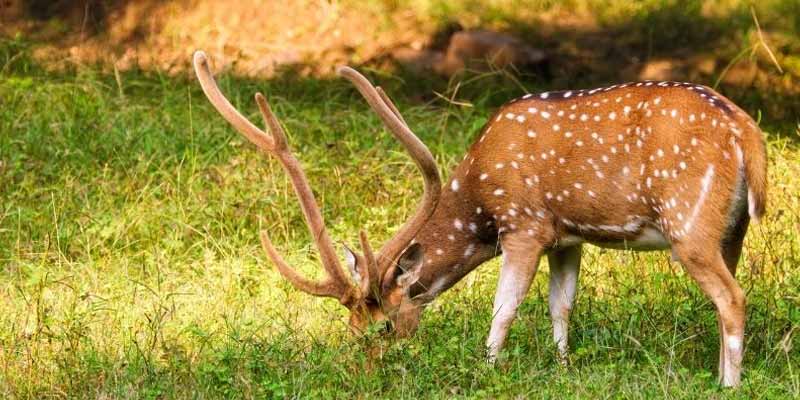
[1,0,799,398]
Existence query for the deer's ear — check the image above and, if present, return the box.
[393,243,424,287]
[342,244,363,284]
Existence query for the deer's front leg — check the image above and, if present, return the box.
[486,234,544,361]
[547,245,582,363]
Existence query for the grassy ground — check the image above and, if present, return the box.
[1,2,800,398]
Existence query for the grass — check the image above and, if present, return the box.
[1,2,800,397]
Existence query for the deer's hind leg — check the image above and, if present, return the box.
[672,239,746,387]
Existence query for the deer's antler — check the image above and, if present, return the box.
[336,67,442,283]
[194,51,357,303]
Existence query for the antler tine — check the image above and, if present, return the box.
[260,231,335,296]
[358,230,378,296]
[376,86,407,126]
[337,67,442,277]
[194,51,354,302]
[193,52,275,151]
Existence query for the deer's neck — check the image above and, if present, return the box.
[409,161,499,300]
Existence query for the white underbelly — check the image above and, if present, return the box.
[555,226,671,251]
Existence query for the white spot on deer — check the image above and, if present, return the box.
[540,92,549,99]
[495,163,505,169]
[524,177,534,186]
[493,188,505,196]
[593,115,601,122]
[527,130,537,138]
[657,149,664,157]
[563,91,573,98]
[576,140,584,147]
[454,219,464,230]
[463,243,476,258]
[508,209,518,217]
[451,179,460,192]
[469,222,478,233]
[546,192,553,199]
[480,173,489,181]
[528,107,538,114]
[516,115,526,123]
[505,113,516,120]
[553,124,560,131]
[587,190,596,197]
[609,111,617,120]
[580,114,588,121]
[541,111,551,119]
[622,166,630,175]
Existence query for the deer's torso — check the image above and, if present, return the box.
[410,81,756,298]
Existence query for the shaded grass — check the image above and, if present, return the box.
[1,30,799,399]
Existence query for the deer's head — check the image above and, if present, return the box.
[193,52,440,336]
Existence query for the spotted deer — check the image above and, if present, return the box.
[193,51,767,387]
